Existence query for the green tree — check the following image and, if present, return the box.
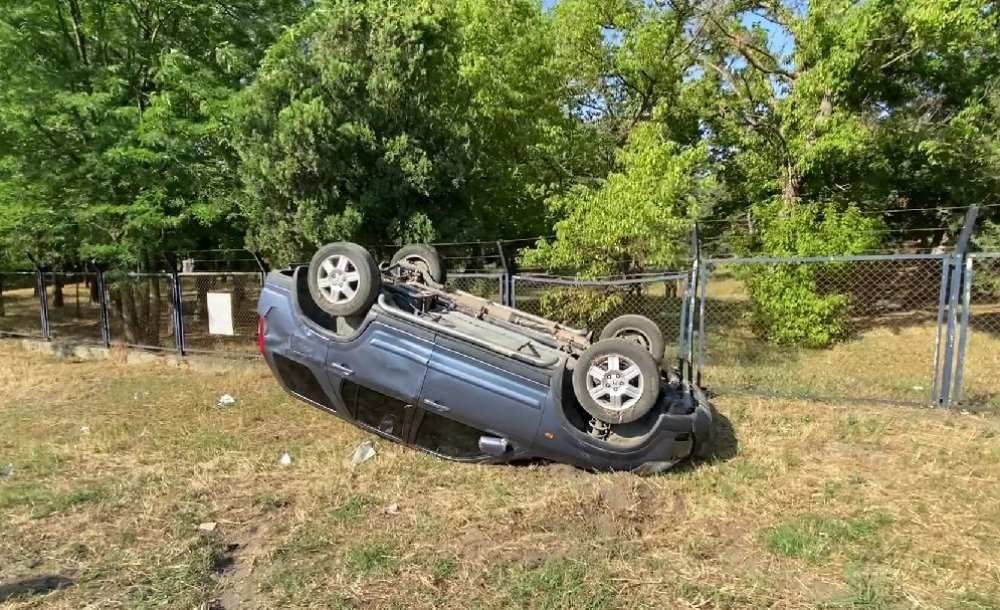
[232,0,582,266]
[523,124,712,276]
[0,0,303,340]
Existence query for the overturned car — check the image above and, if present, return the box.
[257,242,712,472]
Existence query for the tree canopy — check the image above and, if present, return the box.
[1,0,998,270]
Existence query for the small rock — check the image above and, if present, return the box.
[0,463,14,477]
[198,522,217,533]
[349,441,377,466]
[80,425,90,435]
[217,394,237,408]
[278,452,292,467]
[385,503,400,516]
[133,391,148,401]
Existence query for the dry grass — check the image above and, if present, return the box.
[1,342,999,610]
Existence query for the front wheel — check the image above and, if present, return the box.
[307,242,381,317]
[572,338,660,425]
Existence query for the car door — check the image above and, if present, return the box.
[325,318,434,440]
[415,335,550,455]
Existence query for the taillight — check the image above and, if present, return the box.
[258,316,266,354]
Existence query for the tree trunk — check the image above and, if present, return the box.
[120,282,140,344]
[89,276,100,303]
[233,274,247,312]
[195,277,212,321]
[0,277,5,317]
[53,275,65,308]
[135,276,152,345]
[148,276,162,346]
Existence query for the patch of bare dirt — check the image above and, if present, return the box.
[212,526,270,610]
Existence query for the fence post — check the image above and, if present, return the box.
[939,204,979,407]
[93,264,111,348]
[929,255,952,404]
[170,271,185,356]
[951,255,975,404]
[496,240,514,307]
[697,262,709,387]
[681,223,701,384]
[677,273,691,376]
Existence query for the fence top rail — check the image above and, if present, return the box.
[177,271,264,277]
[970,251,1000,259]
[513,273,688,287]
[0,270,39,275]
[705,253,951,265]
[447,272,505,279]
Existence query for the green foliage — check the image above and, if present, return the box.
[0,0,305,268]
[538,288,624,329]
[522,125,712,276]
[1,0,999,326]
[740,202,883,347]
[232,0,580,266]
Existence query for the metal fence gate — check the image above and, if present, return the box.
[695,254,952,406]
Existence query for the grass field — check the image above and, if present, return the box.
[1,342,999,609]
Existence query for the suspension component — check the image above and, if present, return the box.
[587,417,612,441]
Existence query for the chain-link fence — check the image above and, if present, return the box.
[2,250,998,409]
[445,273,504,302]
[105,273,177,350]
[512,274,690,359]
[699,255,950,405]
[43,272,106,345]
[0,272,45,338]
[178,273,263,356]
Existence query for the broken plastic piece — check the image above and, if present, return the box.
[349,441,377,466]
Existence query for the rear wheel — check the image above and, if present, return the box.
[390,244,446,284]
[572,338,660,425]
[308,242,381,317]
[599,314,665,364]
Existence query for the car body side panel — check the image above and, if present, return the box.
[420,338,550,453]
[324,318,434,412]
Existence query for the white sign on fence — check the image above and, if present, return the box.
[206,292,235,336]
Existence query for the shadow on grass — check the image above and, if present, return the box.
[0,575,74,603]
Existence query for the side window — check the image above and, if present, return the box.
[342,380,408,438]
[413,411,487,459]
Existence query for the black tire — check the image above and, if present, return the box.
[390,244,446,284]
[308,242,381,317]
[599,314,665,364]
[572,338,660,425]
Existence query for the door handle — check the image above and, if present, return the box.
[423,398,451,413]
[329,362,354,376]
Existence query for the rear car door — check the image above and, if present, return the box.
[325,318,434,440]
[414,335,551,456]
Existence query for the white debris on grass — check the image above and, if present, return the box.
[198,522,218,533]
[385,503,400,516]
[217,394,237,408]
[349,441,377,466]
[1,464,13,477]
[278,452,292,467]
[80,425,90,435]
